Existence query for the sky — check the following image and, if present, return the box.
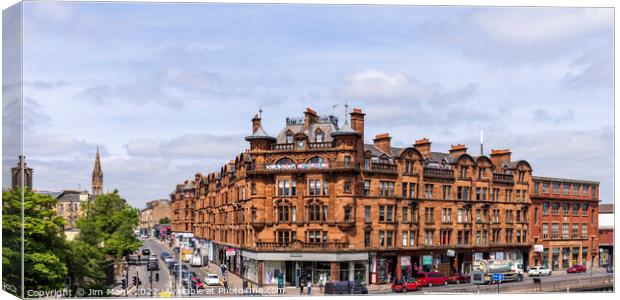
[5,1,613,208]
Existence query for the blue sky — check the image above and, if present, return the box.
[9,1,613,207]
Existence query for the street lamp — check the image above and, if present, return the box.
[123,262,129,297]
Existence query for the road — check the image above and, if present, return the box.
[385,271,612,294]
[137,238,237,297]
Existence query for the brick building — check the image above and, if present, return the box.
[139,199,171,236]
[170,180,196,245]
[529,176,600,270]
[170,107,542,287]
[598,203,613,267]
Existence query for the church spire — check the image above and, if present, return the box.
[92,146,103,196]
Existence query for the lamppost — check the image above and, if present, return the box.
[124,263,129,297]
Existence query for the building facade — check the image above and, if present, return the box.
[598,203,613,267]
[170,107,542,287]
[11,155,33,191]
[139,199,171,236]
[529,176,600,270]
[55,190,89,231]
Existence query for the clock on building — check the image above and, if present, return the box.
[297,140,305,148]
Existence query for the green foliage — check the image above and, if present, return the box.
[2,188,68,293]
[63,240,109,291]
[159,217,171,224]
[77,190,142,259]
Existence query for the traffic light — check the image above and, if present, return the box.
[121,279,127,289]
[155,273,159,282]
[132,276,137,286]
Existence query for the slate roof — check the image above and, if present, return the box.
[275,122,338,144]
[245,125,276,142]
[331,121,360,137]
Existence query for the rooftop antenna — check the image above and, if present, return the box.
[480,129,484,156]
[258,106,263,118]
[344,102,349,124]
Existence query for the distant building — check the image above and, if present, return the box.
[139,199,171,236]
[55,190,89,231]
[598,203,613,266]
[92,147,103,196]
[11,155,33,191]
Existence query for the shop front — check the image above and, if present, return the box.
[241,251,368,287]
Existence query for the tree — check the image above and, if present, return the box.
[77,190,142,260]
[2,188,68,294]
[63,240,109,291]
[159,217,171,225]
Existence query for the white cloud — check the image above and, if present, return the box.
[124,134,246,160]
[471,8,612,46]
[25,134,104,158]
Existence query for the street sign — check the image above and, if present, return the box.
[492,273,504,282]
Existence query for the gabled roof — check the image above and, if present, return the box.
[364,144,390,157]
[276,122,338,143]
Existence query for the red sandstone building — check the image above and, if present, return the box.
[529,176,600,270]
[169,107,602,287]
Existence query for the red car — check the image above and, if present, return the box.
[190,277,204,289]
[392,278,421,293]
[416,272,448,287]
[447,272,470,284]
[567,265,587,273]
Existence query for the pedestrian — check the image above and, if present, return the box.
[223,277,228,292]
[307,280,312,295]
[299,279,304,295]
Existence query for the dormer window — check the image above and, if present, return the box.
[286,130,294,143]
[315,130,324,143]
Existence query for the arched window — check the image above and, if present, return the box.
[286,130,294,144]
[308,156,324,164]
[276,157,295,165]
[315,129,324,143]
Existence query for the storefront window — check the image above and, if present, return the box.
[354,262,366,283]
[562,248,570,268]
[582,247,588,265]
[542,249,549,268]
[572,248,579,266]
[552,248,560,271]
[377,257,396,284]
[339,262,350,281]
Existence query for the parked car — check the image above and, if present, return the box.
[391,278,420,292]
[161,252,175,263]
[567,265,587,273]
[528,266,552,277]
[205,274,221,286]
[324,281,368,294]
[170,263,188,276]
[190,277,204,289]
[141,248,151,256]
[416,272,448,287]
[447,272,470,284]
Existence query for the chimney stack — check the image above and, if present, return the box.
[449,144,468,158]
[252,114,261,133]
[373,133,392,154]
[350,108,365,139]
[304,108,318,131]
[489,149,512,170]
[414,138,432,158]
